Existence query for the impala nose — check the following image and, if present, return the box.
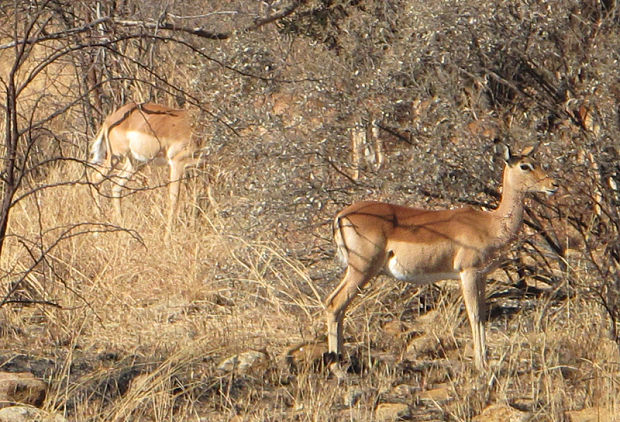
[547,181,559,195]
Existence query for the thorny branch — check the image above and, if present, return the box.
[0,1,310,50]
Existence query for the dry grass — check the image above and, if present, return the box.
[1,159,618,422]
[1,0,619,420]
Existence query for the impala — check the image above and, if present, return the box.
[89,102,199,236]
[324,144,558,370]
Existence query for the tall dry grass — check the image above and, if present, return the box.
[2,158,324,420]
[1,157,618,421]
[0,0,618,419]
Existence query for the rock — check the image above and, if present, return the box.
[382,320,412,338]
[417,384,451,403]
[523,277,554,292]
[216,350,269,374]
[374,402,411,421]
[370,351,398,367]
[0,406,66,422]
[284,341,327,371]
[472,403,531,422]
[412,310,442,329]
[405,333,441,358]
[0,372,47,408]
[343,386,376,407]
[337,407,364,421]
[343,386,364,407]
[389,384,417,400]
[566,407,614,422]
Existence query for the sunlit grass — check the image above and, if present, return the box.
[1,152,618,422]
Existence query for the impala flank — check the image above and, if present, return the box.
[325,144,558,370]
[90,102,199,237]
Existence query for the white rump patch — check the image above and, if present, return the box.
[90,132,105,164]
[335,244,348,268]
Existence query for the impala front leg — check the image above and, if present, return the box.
[89,162,113,217]
[460,268,488,370]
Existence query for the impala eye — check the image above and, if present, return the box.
[520,163,534,171]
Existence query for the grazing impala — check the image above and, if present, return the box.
[90,102,199,236]
[325,144,558,370]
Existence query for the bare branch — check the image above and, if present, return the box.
[246,0,308,32]
[113,0,308,40]
[113,18,230,40]
[0,17,111,50]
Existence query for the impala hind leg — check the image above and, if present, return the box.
[89,159,116,216]
[111,158,135,222]
[325,265,378,357]
[460,268,487,370]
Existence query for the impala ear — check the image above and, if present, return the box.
[520,145,536,157]
[494,141,512,162]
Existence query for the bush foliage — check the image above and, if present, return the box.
[1,1,618,420]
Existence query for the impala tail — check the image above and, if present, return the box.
[333,216,349,267]
[90,126,107,165]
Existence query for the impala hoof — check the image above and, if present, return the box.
[322,351,342,366]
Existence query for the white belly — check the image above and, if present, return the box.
[386,254,460,284]
[127,131,165,163]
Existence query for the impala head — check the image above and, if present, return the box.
[498,143,558,196]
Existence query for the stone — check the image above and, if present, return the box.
[382,320,412,338]
[343,386,376,407]
[405,333,440,358]
[216,350,269,374]
[472,403,531,422]
[413,310,442,329]
[284,341,327,371]
[418,384,451,403]
[374,402,411,421]
[0,406,66,422]
[389,384,417,399]
[566,407,614,422]
[0,373,47,408]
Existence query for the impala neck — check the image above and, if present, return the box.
[493,167,527,242]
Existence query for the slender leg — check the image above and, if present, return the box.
[351,126,363,181]
[111,158,134,222]
[371,120,384,170]
[166,159,184,239]
[326,214,386,357]
[326,306,344,355]
[325,266,377,355]
[460,268,487,370]
[89,158,116,215]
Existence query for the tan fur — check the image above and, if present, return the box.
[90,103,198,238]
[325,145,558,370]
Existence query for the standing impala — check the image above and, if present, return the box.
[90,102,199,237]
[325,144,558,370]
